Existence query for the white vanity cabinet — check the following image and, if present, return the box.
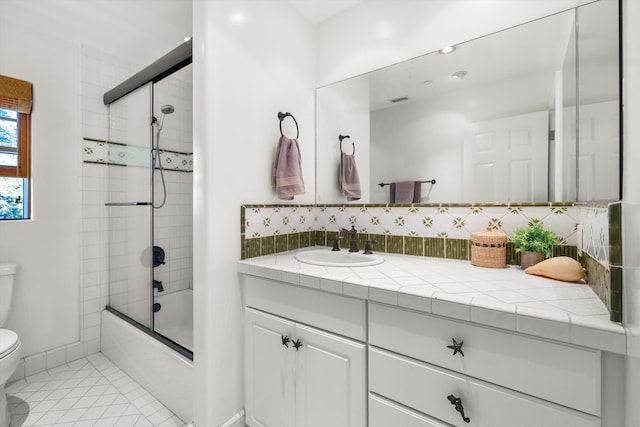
[243,276,367,427]
[368,302,602,427]
[240,252,627,427]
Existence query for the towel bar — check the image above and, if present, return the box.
[378,179,436,187]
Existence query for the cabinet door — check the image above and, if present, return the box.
[245,308,296,427]
[294,323,366,427]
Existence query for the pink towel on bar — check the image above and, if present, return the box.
[339,152,361,201]
[390,181,421,203]
[272,135,305,200]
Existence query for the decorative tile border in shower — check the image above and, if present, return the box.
[82,138,193,172]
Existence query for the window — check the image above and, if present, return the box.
[0,75,32,220]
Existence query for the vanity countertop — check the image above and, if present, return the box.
[238,247,627,354]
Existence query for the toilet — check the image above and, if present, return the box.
[0,264,21,427]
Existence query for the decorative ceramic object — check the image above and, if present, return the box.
[525,256,586,283]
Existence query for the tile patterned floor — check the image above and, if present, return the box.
[6,353,187,427]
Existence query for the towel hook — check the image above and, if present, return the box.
[278,112,299,139]
[339,134,355,155]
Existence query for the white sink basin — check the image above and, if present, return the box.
[295,249,384,267]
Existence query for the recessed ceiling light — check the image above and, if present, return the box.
[230,11,245,24]
[439,45,456,54]
[451,70,468,79]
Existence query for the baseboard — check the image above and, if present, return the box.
[220,409,245,427]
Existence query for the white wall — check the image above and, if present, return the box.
[623,0,640,425]
[0,5,81,359]
[192,1,315,425]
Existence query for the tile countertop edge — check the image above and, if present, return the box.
[237,250,628,355]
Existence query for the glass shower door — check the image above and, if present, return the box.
[150,64,194,351]
[107,83,154,328]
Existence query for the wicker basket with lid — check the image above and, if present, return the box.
[470,227,507,268]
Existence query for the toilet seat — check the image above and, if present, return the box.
[0,329,19,359]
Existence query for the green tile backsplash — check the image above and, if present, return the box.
[609,202,622,267]
[404,236,424,257]
[424,237,445,258]
[446,239,469,261]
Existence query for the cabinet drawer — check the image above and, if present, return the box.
[244,276,366,341]
[370,348,600,427]
[370,394,453,427]
[369,303,601,415]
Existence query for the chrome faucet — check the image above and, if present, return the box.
[340,225,359,253]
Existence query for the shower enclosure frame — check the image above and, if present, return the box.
[103,40,193,361]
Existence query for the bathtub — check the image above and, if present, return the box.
[154,289,194,351]
[101,304,193,422]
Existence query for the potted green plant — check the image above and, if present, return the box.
[511,222,559,269]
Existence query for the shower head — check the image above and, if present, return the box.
[156,104,175,131]
[160,104,175,114]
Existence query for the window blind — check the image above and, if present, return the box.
[0,74,33,114]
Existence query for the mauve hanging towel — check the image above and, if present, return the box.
[339,152,361,201]
[390,181,421,203]
[272,135,306,200]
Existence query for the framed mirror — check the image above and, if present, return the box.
[316,0,620,205]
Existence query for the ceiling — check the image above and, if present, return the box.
[287,0,364,24]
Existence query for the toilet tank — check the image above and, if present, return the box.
[0,264,18,326]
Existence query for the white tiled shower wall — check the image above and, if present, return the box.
[81,46,141,357]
